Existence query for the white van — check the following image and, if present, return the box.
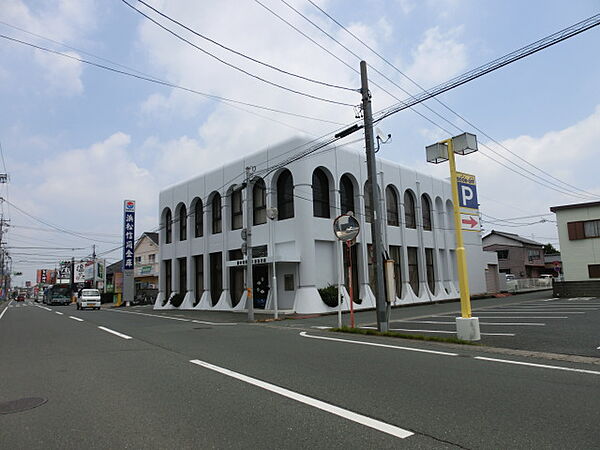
[77,289,101,310]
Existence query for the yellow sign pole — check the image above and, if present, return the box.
[444,138,472,318]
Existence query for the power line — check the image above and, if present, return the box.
[305,0,600,200]
[0,33,345,128]
[120,0,355,107]
[131,0,357,93]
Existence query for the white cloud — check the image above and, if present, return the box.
[1,0,96,94]
[406,26,467,86]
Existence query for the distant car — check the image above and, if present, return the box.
[77,289,101,310]
[16,294,25,302]
[505,274,516,281]
[540,274,554,279]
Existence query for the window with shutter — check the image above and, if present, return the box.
[588,264,600,278]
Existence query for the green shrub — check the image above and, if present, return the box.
[318,284,340,307]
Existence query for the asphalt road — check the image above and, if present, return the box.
[1,296,599,449]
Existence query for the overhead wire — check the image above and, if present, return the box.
[0,33,345,128]
[131,0,357,93]
[121,0,355,107]
[305,0,600,200]
[290,2,600,200]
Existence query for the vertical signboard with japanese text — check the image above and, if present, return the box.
[123,200,136,271]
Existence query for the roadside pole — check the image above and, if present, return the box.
[360,61,388,332]
[245,167,254,322]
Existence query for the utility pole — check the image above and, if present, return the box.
[360,60,388,332]
[245,166,255,322]
[92,244,96,289]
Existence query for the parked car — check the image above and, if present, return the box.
[77,289,101,310]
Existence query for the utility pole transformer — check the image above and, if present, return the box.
[360,60,389,332]
[245,166,255,322]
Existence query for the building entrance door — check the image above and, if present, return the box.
[253,265,269,309]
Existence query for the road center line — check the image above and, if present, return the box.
[299,331,458,356]
[474,356,600,376]
[37,305,52,311]
[98,326,132,340]
[55,311,64,315]
[69,316,84,322]
[189,358,414,439]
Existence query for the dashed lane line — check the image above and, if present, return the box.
[98,326,132,340]
[55,311,64,316]
[69,316,84,322]
[190,358,414,440]
[37,305,52,311]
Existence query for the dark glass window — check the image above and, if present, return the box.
[277,170,294,220]
[425,248,435,294]
[178,204,187,241]
[364,181,374,223]
[497,249,509,259]
[422,195,432,231]
[389,245,402,298]
[193,198,203,238]
[407,247,419,296]
[404,191,416,229]
[164,209,172,244]
[178,257,187,295]
[164,259,172,300]
[194,255,203,306]
[340,175,355,215]
[312,168,330,218]
[386,186,399,226]
[253,179,267,225]
[209,252,222,306]
[231,189,243,230]
[212,193,222,234]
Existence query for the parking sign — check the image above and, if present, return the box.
[456,172,478,211]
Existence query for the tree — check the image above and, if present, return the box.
[543,243,560,255]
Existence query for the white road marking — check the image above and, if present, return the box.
[362,327,515,337]
[455,311,586,314]
[98,326,132,340]
[399,320,545,326]
[299,331,458,356]
[69,316,84,322]
[311,326,333,329]
[190,358,414,439]
[0,305,8,320]
[37,305,52,311]
[465,316,568,319]
[55,311,64,315]
[475,356,600,376]
[109,309,237,325]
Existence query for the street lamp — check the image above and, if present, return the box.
[426,132,480,341]
[266,207,278,319]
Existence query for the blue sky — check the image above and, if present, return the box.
[1,0,599,282]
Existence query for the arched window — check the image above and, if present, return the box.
[404,190,416,229]
[193,198,203,238]
[253,178,267,225]
[386,186,399,226]
[211,193,222,234]
[231,189,243,230]
[312,168,330,218]
[178,204,187,241]
[364,180,374,223]
[277,169,294,220]
[340,175,355,215]
[164,208,172,244]
[421,194,432,231]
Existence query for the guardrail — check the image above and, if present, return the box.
[506,278,552,293]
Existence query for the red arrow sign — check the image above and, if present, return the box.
[461,216,478,228]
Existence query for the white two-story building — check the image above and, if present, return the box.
[155,137,493,314]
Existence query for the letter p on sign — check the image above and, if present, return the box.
[458,180,478,210]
